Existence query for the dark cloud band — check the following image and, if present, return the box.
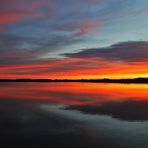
[65,41,148,62]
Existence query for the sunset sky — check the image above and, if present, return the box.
[0,0,148,79]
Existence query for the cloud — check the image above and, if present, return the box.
[0,57,101,77]
[0,0,52,30]
[0,34,47,65]
[0,33,81,65]
[65,41,148,62]
[1,40,148,79]
[73,21,100,37]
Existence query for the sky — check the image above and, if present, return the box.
[0,0,148,79]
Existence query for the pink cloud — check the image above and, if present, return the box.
[73,21,100,37]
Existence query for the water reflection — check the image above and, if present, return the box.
[0,82,148,104]
[67,100,148,121]
[0,82,148,148]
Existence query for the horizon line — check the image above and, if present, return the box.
[0,77,148,84]
[0,77,148,80]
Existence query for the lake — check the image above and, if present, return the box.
[0,82,148,148]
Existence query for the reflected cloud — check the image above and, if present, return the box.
[67,100,148,121]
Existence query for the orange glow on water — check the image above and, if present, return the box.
[0,82,147,105]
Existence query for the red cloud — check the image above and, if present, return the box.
[0,12,36,25]
[0,0,45,30]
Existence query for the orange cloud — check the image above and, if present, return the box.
[0,57,148,79]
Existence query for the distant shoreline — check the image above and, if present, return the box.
[0,78,148,84]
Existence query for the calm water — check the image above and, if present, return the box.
[0,82,148,148]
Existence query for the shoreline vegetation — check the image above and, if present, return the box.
[0,78,148,84]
